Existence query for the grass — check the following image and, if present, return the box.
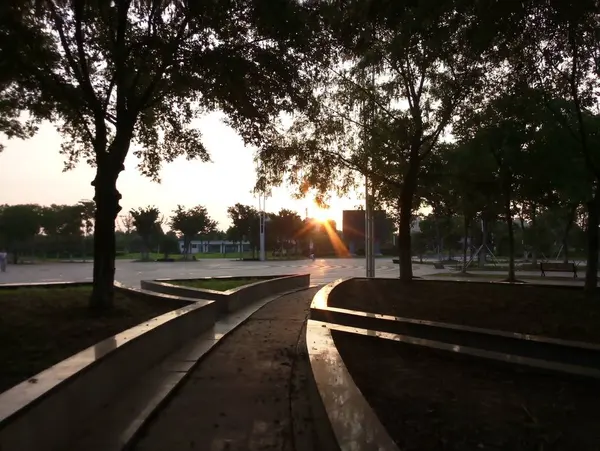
[0,286,177,393]
[329,278,600,343]
[171,278,260,291]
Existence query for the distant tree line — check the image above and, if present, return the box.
[226,204,344,258]
[0,202,342,262]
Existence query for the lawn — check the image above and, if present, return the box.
[171,278,260,291]
[0,286,177,393]
[329,278,600,343]
[334,331,600,451]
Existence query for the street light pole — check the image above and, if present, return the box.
[365,176,375,277]
[364,58,376,278]
[259,192,266,262]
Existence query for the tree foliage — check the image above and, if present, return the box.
[3,0,327,308]
[256,0,496,280]
[130,206,162,261]
[0,204,41,263]
[170,205,216,259]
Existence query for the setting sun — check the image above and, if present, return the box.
[311,207,332,223]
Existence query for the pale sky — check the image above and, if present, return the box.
[0,112,362,230]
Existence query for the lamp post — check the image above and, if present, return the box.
[365,176,375,277]
[258,192,267,261]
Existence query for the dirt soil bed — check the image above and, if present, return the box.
[328,279,600,343]
[333,330,600,451]
[0,286,177,393]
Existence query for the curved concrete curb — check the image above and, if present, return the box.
[312,278,600,371]
[305,319,399,451]
[325,321,600,380]
[124,283,318,451]
[141,274,310,315]
[0,282,217,451]
[306,278,600,451]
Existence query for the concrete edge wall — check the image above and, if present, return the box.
[305,319,399,451]
[141,274,311,315]
[0,283,218,451]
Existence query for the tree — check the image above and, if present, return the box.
[78,199,95,260]
[411,231,426,263]
[0,3,41,151]
[160,231,180,260]
[120,213,134,235]
[270,209,303,255]
[41,204,84,259]
[227,203,259,258]
[507,0,600,293]
[130,206,162,261]
[5,0,326,309]
[225,225,240,256]
[453,141,503,270]
[198,219,218,253]
[457,87,548,281]
[0,204,41,263]
[170,205,216,259]
[256,0,493,281]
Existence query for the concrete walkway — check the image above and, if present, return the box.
[132,288,321,451]
[0,258,426,287]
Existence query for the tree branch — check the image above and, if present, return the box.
[567,19,595,176]
[327,65,400,122]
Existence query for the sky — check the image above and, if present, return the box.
[0,112,362,230]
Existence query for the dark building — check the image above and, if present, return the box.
[342,210,393,255]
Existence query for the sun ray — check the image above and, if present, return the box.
[311,206,331,223]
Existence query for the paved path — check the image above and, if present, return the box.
[0,258,588,288]
[132,288,321,451]
[0,258,439,287]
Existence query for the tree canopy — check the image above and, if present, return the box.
[2,0,328,308]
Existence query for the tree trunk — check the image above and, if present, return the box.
[562,237,569,264]
[531,205,538,266]
[434,215,442,262]
[585,191,599,295]
[470,232,474,261]
[518,215,527,261]
[478,219,487,268]
[462,215,469,273]
[89,166,122,311]
[504,175,516,282]
[397,165,418,282]
[562,205,576,264]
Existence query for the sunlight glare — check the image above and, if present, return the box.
[311,206,331,223]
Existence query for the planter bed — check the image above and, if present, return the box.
[328,279,600,343]
[333,330,600,451]
[0,285,176,393]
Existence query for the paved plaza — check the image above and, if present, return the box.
[0,258,442,287]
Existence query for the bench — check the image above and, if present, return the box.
[540,262,577,278]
